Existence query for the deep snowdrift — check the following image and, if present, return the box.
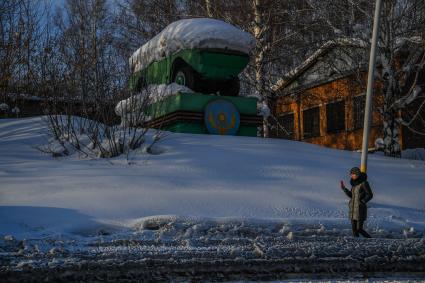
[0,117,424,241]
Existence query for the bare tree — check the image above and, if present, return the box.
[309,0,425,156]
[0,0,20,96]
[204,0,214,17]
[184,0,328,137]
[0,0,43,97]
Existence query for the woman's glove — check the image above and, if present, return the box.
[340,180,352,198]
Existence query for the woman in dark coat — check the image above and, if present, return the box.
[340,167,373,238]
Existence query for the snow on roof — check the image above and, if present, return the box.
[272,36,425,93]
[272,38,368,92]
[129,18,256,73]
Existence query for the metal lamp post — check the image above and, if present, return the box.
[360,0,383,173]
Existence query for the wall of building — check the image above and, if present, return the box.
[275,76,386,151]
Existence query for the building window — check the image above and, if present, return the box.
[353,95,365,129]
[303,107,320,139]
[326,100,345,133]
[277,113,294,139]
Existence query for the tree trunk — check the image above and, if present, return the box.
[262,98,269,138]
[253,0,268,138]
[383,108,401,157]
[205,0,213,17]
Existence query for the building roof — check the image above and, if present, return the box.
[272,38,368,93]
[272,36,425,95]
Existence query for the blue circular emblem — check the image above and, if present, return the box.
[204,100,240,135]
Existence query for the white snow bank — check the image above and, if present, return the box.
[129,18,256,73]
[0,117,425,240]
[402,148,425,161]
[0,206,111,237]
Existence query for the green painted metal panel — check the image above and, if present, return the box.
[180,93,257,115]
[196,50,249,80]
[163,121,257,137]
[177,49,249,80]
[129,49,250,90]
[147,92,257,119]
[147,92,182,118]
[237,126,258,136]
[129,70,145,91]
[163,122,207,134]
[146,59,169,84]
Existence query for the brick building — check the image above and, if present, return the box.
[271,38,425,151]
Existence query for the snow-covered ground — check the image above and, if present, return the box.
[1,116,424,237]
[1,117,425,279]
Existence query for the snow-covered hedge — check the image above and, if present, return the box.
[42,115,162,159]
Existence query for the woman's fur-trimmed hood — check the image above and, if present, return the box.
[350,172,368,187]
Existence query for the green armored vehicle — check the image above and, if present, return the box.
[129,18,255,96]
[122,18,261,136]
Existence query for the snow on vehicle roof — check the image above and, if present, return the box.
[129,18,256,73]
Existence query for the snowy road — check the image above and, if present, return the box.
[2,219,425,281]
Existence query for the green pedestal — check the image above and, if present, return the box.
[146,92,260,136]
